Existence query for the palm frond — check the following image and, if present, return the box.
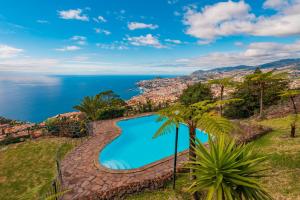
[152,119,174,138]
[196,112,234,136]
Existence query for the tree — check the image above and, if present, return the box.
[74,90,126,121]
[73,95,102,121]
[153,104,184,189]
[224,70,288,119]
[180,82,213,106]
[154,101,234,199]
[246,69,287,119]
[208,77,237,116]
[187,135,272,200]
[279,89,300,137]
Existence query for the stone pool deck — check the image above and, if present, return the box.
[61,113,188,199]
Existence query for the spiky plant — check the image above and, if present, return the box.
[187,135,272,200]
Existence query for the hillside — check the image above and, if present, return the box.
[191,58,300,79]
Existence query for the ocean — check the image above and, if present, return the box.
[0,75,174,123]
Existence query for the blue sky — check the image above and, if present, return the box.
[0,0,299,75]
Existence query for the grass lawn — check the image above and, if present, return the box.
[0,137,79,200]
[128,116,300,200]
[254,117,300,200]
[1,116,300,200]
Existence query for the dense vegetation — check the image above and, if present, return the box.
[224,69,288,119]
[180,82,213,105]
[74,90,126,121]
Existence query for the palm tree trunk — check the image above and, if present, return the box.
[291,122,296,138]
[291,96,297,114]
[173,126,179,189]
[220,85,224,116]
[189,125,196,163]
[189,125,199,200]
[290,97,297,138]
[259,84,264,119]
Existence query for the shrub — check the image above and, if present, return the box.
[45,117,87,138]
[179,82,213,106]
[74,90,126,121]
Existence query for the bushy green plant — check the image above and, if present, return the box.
[187,135,272,200]
[180,82,213,106]
[224,69,288,119]
[74,90,126,121]
[45,117,87,138]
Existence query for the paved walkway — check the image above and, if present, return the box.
[61,114,188,199]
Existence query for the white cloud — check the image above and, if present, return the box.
[167,0,178,5]
[93,16,107,23]
[263,0,289,10]
[71,36,87,45]
[94,28,111,35]
[0,44,23,58]
[184,0,300,43]
[98,16,106,22]
[56,46,81,51]
[37,20,49,24]
[128,22,158,30]
[174,11,181,16]
[165,39,182,44]
[2,41,300,75]
[126,34,165,48]
[0,73,60,85]
[96,42,128,50]
[178,40,300,69]
[0,58,59,72]
[234,41,244,46]
[58,9,89,21]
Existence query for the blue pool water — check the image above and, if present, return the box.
[99,115,208,170]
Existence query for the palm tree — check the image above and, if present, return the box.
[279,89,300,137]
[208,77,236,116]
[246,69,287,119]
[187,135,272,200]
[153,104,184,189]
[74,90,126,121]
[73,95,103,121]
[154,101,234,199]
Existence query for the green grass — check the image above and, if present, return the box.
[0,137,79,200]
[128,116,300,200]
[252,116,300,199]
[1,116,300,200]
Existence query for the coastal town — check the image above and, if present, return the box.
[129,59,300,106]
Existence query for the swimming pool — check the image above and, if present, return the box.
[99,115,208,170]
